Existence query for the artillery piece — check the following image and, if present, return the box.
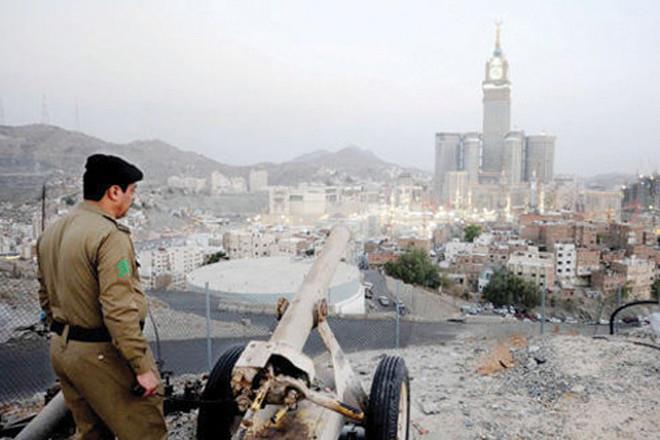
[196,226,410,439]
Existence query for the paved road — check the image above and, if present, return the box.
[1,290,458,402]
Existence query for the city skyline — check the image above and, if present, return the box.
[1,1,659,176]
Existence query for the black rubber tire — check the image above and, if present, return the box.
[196,344,245,440]
[365,355,410,440]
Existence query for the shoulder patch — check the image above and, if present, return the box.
[117,258,131,278]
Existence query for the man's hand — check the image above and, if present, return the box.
[136,370,160,397]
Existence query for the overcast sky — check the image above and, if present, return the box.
[1,0,659,176]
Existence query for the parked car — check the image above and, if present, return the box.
[378,296,391,307]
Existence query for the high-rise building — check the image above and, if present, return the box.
[525,135,555,183]
[433,24,556,210]
[434,133,460,201]
[462,132,481,185]
[248,169,268,192]
[503,131,524,185]
[481,24,511,173]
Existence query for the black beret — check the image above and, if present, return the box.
[83,154,143,186]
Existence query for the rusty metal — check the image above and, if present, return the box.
[227,226,376,439]
[276,297,290,321]
[313,299,329,327]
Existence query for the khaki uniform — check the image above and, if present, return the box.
[37,201,167,439]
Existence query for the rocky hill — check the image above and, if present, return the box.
[0,124,425,203]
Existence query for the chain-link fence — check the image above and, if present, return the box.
[0,270,452,413]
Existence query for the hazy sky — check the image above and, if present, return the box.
[1,0,659,176]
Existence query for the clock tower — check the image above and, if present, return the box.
[482,23,511,174]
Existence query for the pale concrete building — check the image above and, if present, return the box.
[507,247,555,290]
[578,190,622,222]
[444,239,474,264]
[269,186,290,215]
[434,133,460,202]
[611,256,655,300]
[230,177,247,193]
[525,135,556,184]
[209,171,231,193]
[554,243,576,284]
[503,131,524,185]
[248,169,268,192]
[223,230,278,259]
[462,132,481,185]
[432,25,556,211]
[167,176,207,193]
[289,186,327,217]
[481,24,511,173]
[138,245,205,290]
[443,171,469,210]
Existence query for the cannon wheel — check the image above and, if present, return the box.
[365,355,410,440]
[196,344,245,440]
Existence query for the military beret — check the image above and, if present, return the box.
[83,154,143,186]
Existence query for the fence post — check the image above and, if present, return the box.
[395,280,400,349]
[540,288,546,335]
[205,282,212,371]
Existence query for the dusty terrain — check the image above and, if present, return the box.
[160,325,660,439]
[3,323,658,439]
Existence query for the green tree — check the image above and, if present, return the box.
[384,248,441,289]
[482,269,540,310]
[204,250,227,265]
[463,224,481,243]
[652,279,660,301]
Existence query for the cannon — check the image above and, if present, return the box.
[196,226,410,439]
[11,226,409,440]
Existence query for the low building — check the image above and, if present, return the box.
[591,270,626,298]
[576,248,600,277]
[506,247,555,290]
[611,256,656,300]
[248,169,268,192]
[397,237,431,252]
[554,243,576,284]
[223,230,277,259]
[138,245,205,290]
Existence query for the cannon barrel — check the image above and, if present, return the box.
[15,391,69,440]
[269,226,350,351]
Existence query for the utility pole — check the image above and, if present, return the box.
[41,184,46,233]
[540,288,546,335]
[395,280,401,349]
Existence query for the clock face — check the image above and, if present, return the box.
[490,66,503,80]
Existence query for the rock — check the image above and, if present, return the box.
[533,356,546,365]
[570,385,585,394]
[421,401,441,415]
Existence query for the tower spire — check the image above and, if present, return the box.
[494,21,502,56]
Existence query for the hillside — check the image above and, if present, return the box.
[0,124,425,203]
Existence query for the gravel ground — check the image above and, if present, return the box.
[4,326,658,439]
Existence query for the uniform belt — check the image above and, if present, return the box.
[51,320,145,342]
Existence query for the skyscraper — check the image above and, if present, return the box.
[433,24,556,211]
[433,133,460,201]
[481,23,511,173]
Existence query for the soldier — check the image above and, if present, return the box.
[37,154,167,439]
